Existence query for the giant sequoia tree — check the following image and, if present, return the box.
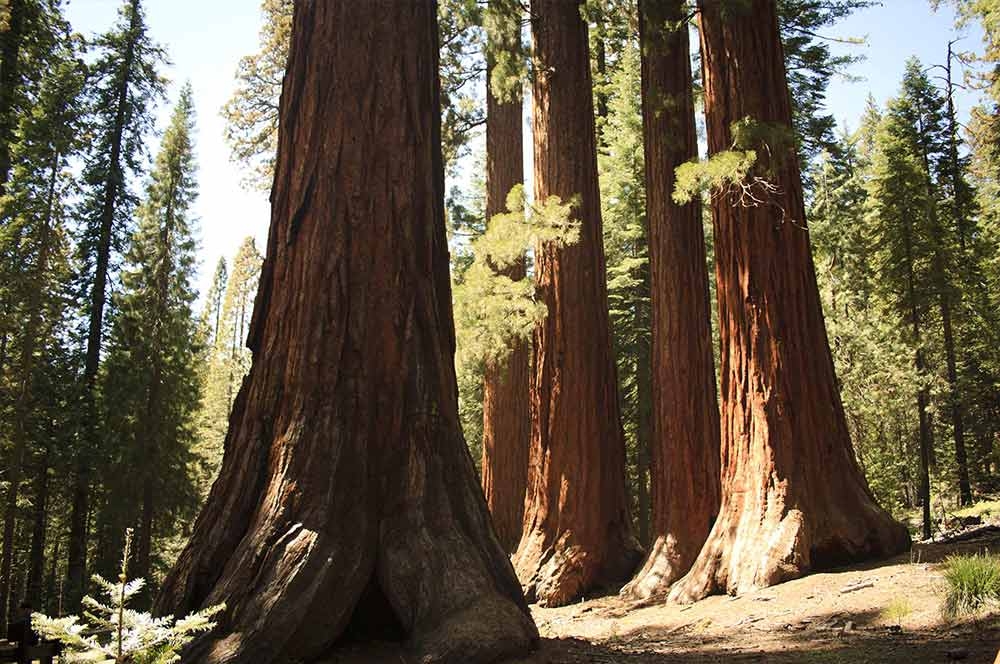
[480,0,530,554]
[155,3,537,662]
[513,0,641,608]
[667,0,909,603]
[622,0,721,601]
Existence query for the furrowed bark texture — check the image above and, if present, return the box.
[154,3,537,662]
[622,0,721,602]
[668,0,909,603]
[480,0,530,555]
[513,0,642,608]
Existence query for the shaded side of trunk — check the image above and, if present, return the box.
[634,305,651,549]
[669,0,909,603]
[155,3,537,663]
[513,0,641,608]
[480,0,529,555]
[622,0,721,601]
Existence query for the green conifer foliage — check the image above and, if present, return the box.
[68,0,166,611]
[221,0,291,191]
[0,10,84,627]
[194,238,261,494]
[99,84,201,595]
[596,36,652,543]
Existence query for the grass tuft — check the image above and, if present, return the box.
[881,597,912,626]
[941,553,1000,618]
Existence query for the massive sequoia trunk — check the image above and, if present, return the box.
[513,0,642,608]
[480,0,530,555]
[622,0,721,602]
[155,3,537,662]
[667,0,909,603]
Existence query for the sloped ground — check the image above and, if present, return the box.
[517,530,1000,663]
[324,529,1000,663]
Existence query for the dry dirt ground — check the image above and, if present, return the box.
[514,532,1000,664]
[326,531,1000,663]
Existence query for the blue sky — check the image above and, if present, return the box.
[64,0,983,299]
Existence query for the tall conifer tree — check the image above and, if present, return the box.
[100,84,201,595]
[67,0,165,610]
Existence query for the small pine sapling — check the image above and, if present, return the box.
[31,529,225,663]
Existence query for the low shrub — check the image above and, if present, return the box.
[941,552,1000,618]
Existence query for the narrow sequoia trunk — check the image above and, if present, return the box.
[622,0,721,601]
[668,0,909,603]
[513,0,642,608]
[67,0,143,611]
[480,0,530,555]
[155,3,537,662]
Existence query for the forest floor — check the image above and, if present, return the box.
[324,525,1000,663]
[515,528,1000,664]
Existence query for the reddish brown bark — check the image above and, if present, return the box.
[668,0,909,603]
[154,3,537,662]
[480,0,530,555]
[621,0,721,601]
[513,0,642,608]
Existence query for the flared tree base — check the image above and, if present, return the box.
[620,535,694,602]
[515,527,643,608]
[667,498,910,604]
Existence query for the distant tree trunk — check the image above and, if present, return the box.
[943,43,973,506]
[134,171,180,600]
[0,0,24,197]
[668,0,909,603]
[513,0,642,608]
[25,450,49,608]
[592,6,609,124]
[133,360,163,597]
[480,0,530,555]
[154,3,537,662]
[68,0,142,612]
[44,536,58,615]
[622,0,721,602]
[938,290,970,505]
[913,73,971,507]
[0,153,58,631]
[898,204,934,539]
